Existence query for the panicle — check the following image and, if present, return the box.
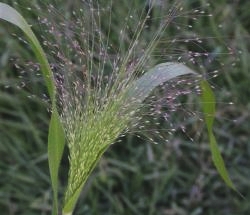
[9,0,239,144]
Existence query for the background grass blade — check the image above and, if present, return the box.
[200,80,236,190]
[0,3,65,214]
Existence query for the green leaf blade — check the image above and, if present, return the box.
[48,110,65,214]
[0,3,65,214]
[200,80,236,190]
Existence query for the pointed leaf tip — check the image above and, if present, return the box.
[200,80,237,191]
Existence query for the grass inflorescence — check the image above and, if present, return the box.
[40,2,211,212]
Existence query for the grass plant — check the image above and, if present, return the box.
[1,1,249,214]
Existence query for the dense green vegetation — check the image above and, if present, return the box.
[1,0,250,214]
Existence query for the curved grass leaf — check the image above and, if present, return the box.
[200,80,236,190]
[0,3,65,214]
[128,62,195,102]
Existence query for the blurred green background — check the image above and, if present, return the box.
[0,0,250,214]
